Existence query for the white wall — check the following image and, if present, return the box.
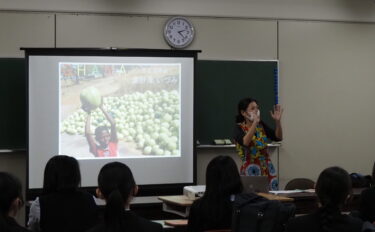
[279,20,375,183]
[1,1,375,224]
[2,0,375,22]
[0,12,54,57]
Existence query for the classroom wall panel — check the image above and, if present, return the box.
[0,12,54,57]
[2,0,375,22]
[278,21,375,184]
[56,14,277,60]
[56,14,168,49]
[187,19,277,60]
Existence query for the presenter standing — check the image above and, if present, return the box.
[233,98,283,190]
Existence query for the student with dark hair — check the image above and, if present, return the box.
[233,97,283,190]
[349,162,375,226]
[187,155,243,232]
[0,172,29,232]
[88,162,162,232]
[357,187,375,224]
[286,166,368,232]
[28,155,98,232]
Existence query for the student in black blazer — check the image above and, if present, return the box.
[0,172,29,232]
[28,155,98,232]
[87,162,162,232]
[187,156,243,232]
[286,166,370,232]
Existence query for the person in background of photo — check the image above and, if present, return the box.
[84,101,118,157]
[187,156,243,232]
[28,155,98,232]
[357,188,375,225]
[233,97,283,190]
[88,162,162,232]
[0,172,29,232]
[285,166,375,232]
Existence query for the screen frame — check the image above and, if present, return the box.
[23,48,200,200]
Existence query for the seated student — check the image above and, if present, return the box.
[357,187,375,225]
[87,162,162,232]
[187,155,243,232]
[28,155,98,232]
[286,166,369,232]
[0,172,29,232]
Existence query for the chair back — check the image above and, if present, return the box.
[285,178,315,190]
[204,230,231,232]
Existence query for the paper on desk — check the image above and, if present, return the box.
[270,190,303,194]
[269,189,315,195]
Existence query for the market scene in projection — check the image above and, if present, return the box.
[60,63,181,159]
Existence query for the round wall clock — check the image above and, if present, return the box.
[164,16,195,49]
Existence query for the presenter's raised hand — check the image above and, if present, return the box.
[270,104,283,122]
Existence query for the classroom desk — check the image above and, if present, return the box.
[158,193,293,217]
[275,188,365,214]
[159,188,365,217]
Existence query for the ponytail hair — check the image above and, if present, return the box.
[0,172,23,231]
[235,98,258,123]
[105,190,125,232]
[315,166,351,231]
[98,162,136,232]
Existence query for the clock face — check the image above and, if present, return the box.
[164,17,195,49]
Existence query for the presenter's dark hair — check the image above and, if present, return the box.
[43,155,81,195]
[315,166,351,231]
[0,172,23,231]
[98,162,136,232]
[236,97,258,123]
[201,156,243,224]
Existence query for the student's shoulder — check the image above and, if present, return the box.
[6,217,31,232]
[190,197,204,211]
[341,214,365,228]
[85,223,105,232]
[285,214,317,232]
[126,211,163,232]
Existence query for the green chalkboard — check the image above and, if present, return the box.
[195,60,278,145]
[0,59,26,149]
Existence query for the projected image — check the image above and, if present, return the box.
[59,63,181,159]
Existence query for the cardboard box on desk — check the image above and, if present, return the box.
[183,185,205,200]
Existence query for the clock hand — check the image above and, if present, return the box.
[178,30,185,37]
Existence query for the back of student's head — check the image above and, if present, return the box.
[205,155,243,198]
[98,162,136,232]
[43,155,81,195]
[201,155,243,223]
[0,172,23,231]
[315,166,351,231]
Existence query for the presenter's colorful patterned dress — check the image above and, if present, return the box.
[234,122,280,190]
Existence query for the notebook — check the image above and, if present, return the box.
[240,175,269,193]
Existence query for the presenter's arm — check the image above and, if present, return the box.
[270,105,283,140]
[242,113,260,146]
[100,104,118,143]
